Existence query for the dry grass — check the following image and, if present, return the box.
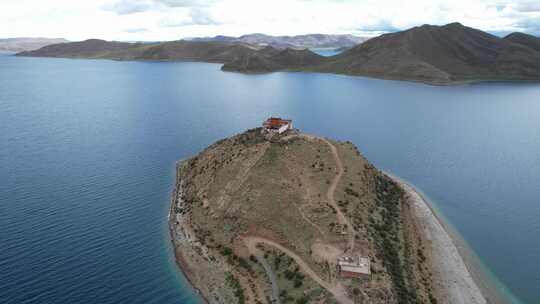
[173,129,438,304]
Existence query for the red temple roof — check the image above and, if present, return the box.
[263,117,291,129]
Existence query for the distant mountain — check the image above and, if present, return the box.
[16,24,540,85]
[17,39,261,63]
[0,38,68,52]
[17,38,327,74]
[222,48,326,73]
[504,32,540,52]
[190,33,368,49]
[310,23,540,84]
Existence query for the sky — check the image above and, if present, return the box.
[1,0,540,41]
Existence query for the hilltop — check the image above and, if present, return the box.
[169,127,488,304]
[504,32,540,52]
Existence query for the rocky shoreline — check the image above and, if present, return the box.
[388,174,506,304]
[168,160,210,304]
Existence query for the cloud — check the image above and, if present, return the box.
[124,28,149,33]
[102,0,154,15]
[188,8,219,25]
[103,0,218,15]
[5,0,540,41]
[514,16,540,34]
[160,8,219,27]
[513,1,540,12]
[357,19,401,33]
[155,0,217,7]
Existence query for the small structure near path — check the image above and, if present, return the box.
[337,255,371,278]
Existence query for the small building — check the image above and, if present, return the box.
[337,255,371,278]
[262,117,293,134]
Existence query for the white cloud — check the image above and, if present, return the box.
[124,28,149,33]
[1,0,540,41]
[102,0,155,15]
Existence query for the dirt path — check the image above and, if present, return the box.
[283,134,356,252]
[320,138,355,252]
[243,236,353,304]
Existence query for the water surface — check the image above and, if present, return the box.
[1,54,539,303]
[310,48,342,56]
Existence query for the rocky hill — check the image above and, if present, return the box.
[310,22,540,83]
[169,128,488,304]
[190,33,368,49]
[222,48,326,73]
[16,39,136,58]
[0,38,68,52]
[222,23,540,84]
[16,39,261,63]
[504,32,540,52]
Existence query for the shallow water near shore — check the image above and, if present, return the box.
[390,174,523,304]
[1,53,539,303]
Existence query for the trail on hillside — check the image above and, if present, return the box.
[242,236,353,304]
[320,137,356,252]
[283,134,356,252]
[238,134,358,303]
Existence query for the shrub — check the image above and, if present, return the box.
[221,247,233,256]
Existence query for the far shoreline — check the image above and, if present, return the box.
[12,52,540,87]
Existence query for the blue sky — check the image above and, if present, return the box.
[2,0,540,40]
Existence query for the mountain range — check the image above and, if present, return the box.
[189,33,368,49]
[16,23,540,84]
[0,38,69,52]
[312,23,540,83]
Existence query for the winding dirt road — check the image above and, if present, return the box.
[243,236,353,304]
[240,135,357,304]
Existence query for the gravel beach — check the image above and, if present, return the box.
[389,174,490,304]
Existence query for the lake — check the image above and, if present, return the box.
[1,54,539,303]
[311,48,342,56]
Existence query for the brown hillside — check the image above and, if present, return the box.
[222,48,326,73]
[170,128,443,304]
[504,32,540,52]
[316,23,540,83]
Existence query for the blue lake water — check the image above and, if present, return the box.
[1,53,539,303]
[311,48,342,56]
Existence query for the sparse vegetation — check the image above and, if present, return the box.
[226,273,245,304]
[368,175,417,303]
[173,130,441,304]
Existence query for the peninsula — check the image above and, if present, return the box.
[169,121,494,304]
[16,23,540,85]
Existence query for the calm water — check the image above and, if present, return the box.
[311,48,342,56]
[1,54,539,303]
